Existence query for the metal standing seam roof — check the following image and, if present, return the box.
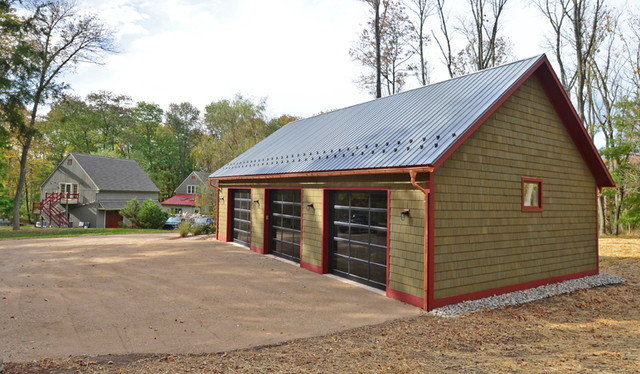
[71,153,160,192]
[211,55,545,179]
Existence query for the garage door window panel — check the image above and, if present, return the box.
[268,190,302,262]
[329,190,388,290]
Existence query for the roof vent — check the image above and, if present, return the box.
[436,135,440,140]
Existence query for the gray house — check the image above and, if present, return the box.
[161,171,210,214]
[39,153,160,228]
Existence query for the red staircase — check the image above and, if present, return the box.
[34,192,79,228]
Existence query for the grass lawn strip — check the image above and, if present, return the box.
[0,226,165,240]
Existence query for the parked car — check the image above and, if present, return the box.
[163,216,185,230]
[194,217,214,226]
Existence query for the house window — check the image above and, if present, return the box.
[187,185,197,194]
[522,177,543,212]
[67,159,72,165]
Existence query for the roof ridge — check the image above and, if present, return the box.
[71,152,137,163]
[290,54,545,125]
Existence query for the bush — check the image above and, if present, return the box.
[137,199,167,229]
[191,223,204,236]
[178,221,191,237]
[119,199,141,227]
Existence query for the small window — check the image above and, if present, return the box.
[522,177,543,212]
[67,159,72,165]
[187,185,197,194]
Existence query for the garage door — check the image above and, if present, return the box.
[329,191,388,290]
[268,190,301,262]
[105,210,123,228]
[231,189,251,246]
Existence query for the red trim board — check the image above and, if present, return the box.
[301,261,323,274]
[388,288,423,308]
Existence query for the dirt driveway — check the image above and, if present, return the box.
[0,234,421,362]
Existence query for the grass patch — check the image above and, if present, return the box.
[0,226,165,240]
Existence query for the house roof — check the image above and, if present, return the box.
[161,194,197,206]
[71,153,160,192]
[193,171,210,181]
[210,54,614,188]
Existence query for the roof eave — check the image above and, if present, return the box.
[210,165,434,181]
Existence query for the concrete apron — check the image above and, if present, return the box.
[0,234,421,362]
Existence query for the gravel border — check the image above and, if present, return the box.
[430,273,626,317]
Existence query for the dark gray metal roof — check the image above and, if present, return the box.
[211,55,544,178]
[71,153,160,192]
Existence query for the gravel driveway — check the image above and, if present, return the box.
[0,234,421,362]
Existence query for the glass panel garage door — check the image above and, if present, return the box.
[269,190,302,262]
[231,189,251,246]
[329,191,388,290]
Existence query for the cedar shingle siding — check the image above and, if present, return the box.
[433,75,597,299]
[210,55,613,310]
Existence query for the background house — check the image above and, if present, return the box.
[210,55,614,311]
[160,171,210,214]
[39,153,160,228]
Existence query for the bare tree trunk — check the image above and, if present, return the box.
[597,193,605,235]
[375,0,382,98]
[12,135,32,230]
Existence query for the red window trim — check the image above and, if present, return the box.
[522,177,543,212]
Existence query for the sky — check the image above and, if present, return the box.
[64,0,632,120]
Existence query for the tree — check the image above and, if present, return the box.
[132,101,163,173]
[86,90,133,154]
[137,199,167,229]
[405,0,434,85]
[192,95,290,173]
[165,102,199,182]
[7,0,115,230]
[42,95,97,157]
[351,0,414,96]
[534,0,606,126]
[362,0,383,98]
[433,0,512,77]
[600,96,640,235]
[119,198,140,228]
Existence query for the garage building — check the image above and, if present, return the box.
[209,55,615,310]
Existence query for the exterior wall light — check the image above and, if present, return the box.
[306,203,314,210]
[401,209,410,221]
[253,200,260,206]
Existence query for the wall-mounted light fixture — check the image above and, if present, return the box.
[253,200,260,206]
[306,203,314,210]
[401,209,410,221]
[219,196,224,202]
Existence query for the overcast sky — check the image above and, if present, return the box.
[64,0,631,119]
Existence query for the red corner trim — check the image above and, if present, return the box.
[387,288,424,308]
[250,245,266,255]
[430,269,598,310]
[301,261,323,274]
[217,235,227,242]
[427,172,435,311]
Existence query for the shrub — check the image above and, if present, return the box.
[137,199,168,229]
[191,223,204,236]
[119,199,141,228]
[178,221,191,237]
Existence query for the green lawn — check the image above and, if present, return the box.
[0,226,166,240]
